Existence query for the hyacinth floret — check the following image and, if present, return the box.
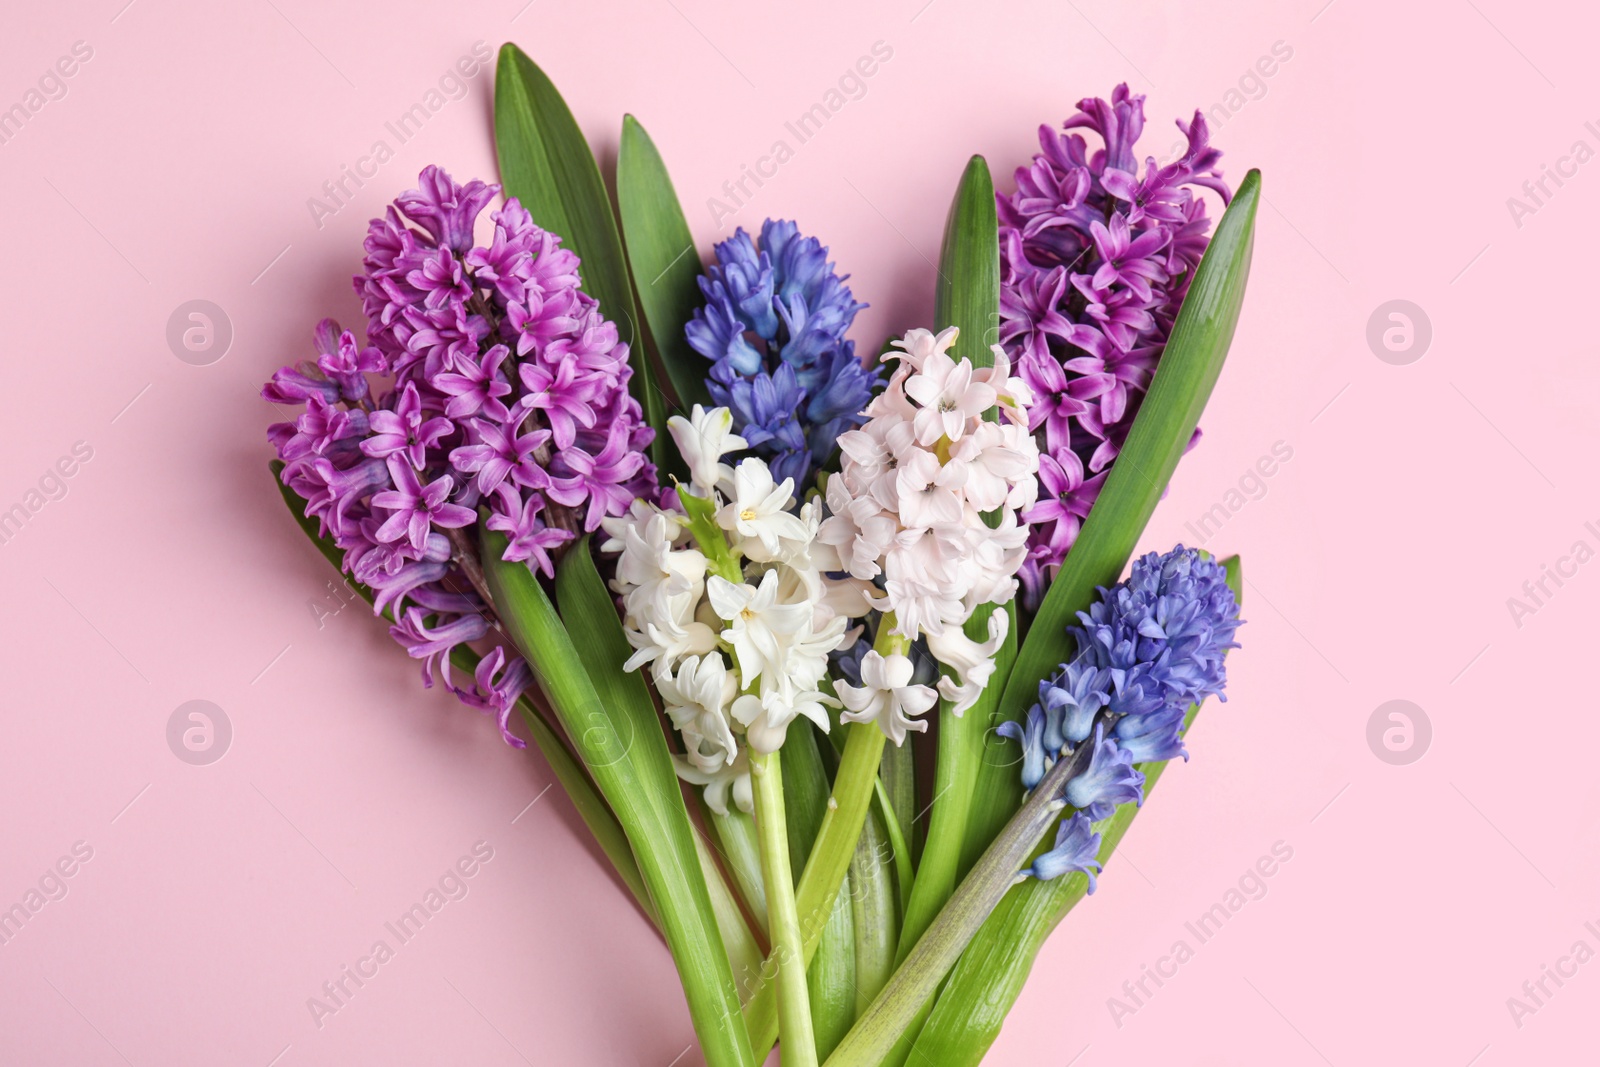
[686,219,880,488]
[1002,545,1240,888]
[819,325,1040,742]
[266,166,656,746]
[601,405,862,812]
[999,85,1232,607]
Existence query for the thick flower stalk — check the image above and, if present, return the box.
[827,546,1241,1065]
[603,404,869,1067]
[999,86,1231,607]
[687,220,881,489]
[600,405,861,811]
[818,326,1039,743]
[1001,545,1241,883]
[265,166,656,744]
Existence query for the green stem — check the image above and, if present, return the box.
[849,800,898,1014]
[823,738,1086,1066]
[706,803,769,943]
[784,724,856,1057]
[752,749,818,1067]
[909,557,1244,1065]
[896,605,1013,962]
[742,723,889,1058]
[879,734,919,867]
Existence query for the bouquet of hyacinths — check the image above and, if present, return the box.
[263,43,1258,1066]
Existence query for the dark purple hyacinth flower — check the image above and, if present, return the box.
[265,166,656,746]
[1000,85,1231,608]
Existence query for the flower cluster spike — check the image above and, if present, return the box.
[1002,545,1241,887]
[819,326,1040,742]
[999,85,1231,608]
[601,405,862,811]
[686,219,881,488]
[265,166,656,744]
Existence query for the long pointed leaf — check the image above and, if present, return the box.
[935,155,1000,367]
[618,114,710,413]
[911,557,1243,1065]
[962,169,1261,863]
[484,528,754,1067]
[493,44,668,466]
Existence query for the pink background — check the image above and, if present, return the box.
[1,0,1593,1063]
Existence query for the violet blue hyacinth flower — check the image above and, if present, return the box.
[686,219,881,488]
[1002,545,1240,889]
[1001,86,1231,609]
[265,166,657,746]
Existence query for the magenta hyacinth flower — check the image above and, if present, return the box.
[1000,85,1230,608]
[265,166,657,746]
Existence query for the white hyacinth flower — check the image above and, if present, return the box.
[835,650,938,746]
[926,606,1010,716]
[715,458,811,562]
[668,403,748,496]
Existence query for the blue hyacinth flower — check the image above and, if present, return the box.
[685,219,880,488]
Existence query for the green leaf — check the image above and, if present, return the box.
[618,114,711,413]
[871,777,914,919]
[493,44,668,468]
[549,538,761,986]
[485,528,755,1067]
[961,169,1261,865]
[695,830,766,1005]
[910,559,1244,1066]
[934,155,1000,368]
[879,735,919,868]
[809,885,857,1060]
